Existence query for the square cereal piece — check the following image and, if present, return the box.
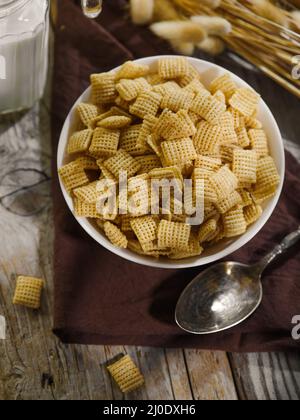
[136,115,158,151]
[252,156,280,203]
[136,155,162,173]
[107,354,145,393]
[190,91,226,124]
[67,129,93,155]
[236,126,250,148]
[210,73,237,101]
[248,129,269,158]
[229,88,260,117]
[223,205,247,238]
[104,149,141,178]
[89,127,120,157]
[73,181,99,204]
[76,156,99,171]
[210,166,239,201]
[74,199,102,218]
[77,103,99,127]
[153,80,180,96]
[119,124,145,156]
[13,276,44,309]
[198,218,218,243]
[184,78,205,96]
[233,149,257,184]
[216,190,243,214]
[213,90,226,104]
[220,144,240,164]
[160,89,194,112]
[58,161,89,193]
[178,63,201,87]
[115,61,150,80]
[158,220,191,250]
[219,112,238,145]
[158,57,189,79]
[131,216,158,245]
[98,116,132,130]
[193,121,222,155]
[244,203,263,226]
[104,221,128,249]
[169,234,203,260]
[194,155,222,171]
[90,72,117,104]
[116,77,151,101]
[161,138,197,165]
[130,91,162,119]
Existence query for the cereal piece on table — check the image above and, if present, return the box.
[58,161,89,193]
[158,57,189,79]
[244,203,263,226]
[136,155,162,173]
[89,127,120,158]
[216,190,243,214]
[223,205,247,238]
[67,129,93,155]
[236,126,250,148]
[104,222,128,249]
[115,61,150,80]
[158,220,191,250]
[104,149,141,178]
[161,138,197,165]
[210,73,237,101]
[194,155,222,171]
[160,89,194,112]
[198,218,218,243]
[232,149,257,184]
[213,90,226,104]
[76,156,99,171]
[136,115,158,151]
[90,72,117,104]
[248,129,269,158]
[252,156,280,203]
[73,181,99,204]
[116,77,151,101]
[131,216,158,245]
[219,111,238,145]
[77,103,99,127]
[229,88,260,118]
[74,199,102,218]
[97,116,132,129]
[190,91,226,124]
[169,234,203,259]
[107,354,145,394]
[193,121,221,155]
[210,166,239,201]
[119,124,143,155]
[130,91,162,118]
[13,276,44,309]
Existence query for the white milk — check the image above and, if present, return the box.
[0,0,49,114]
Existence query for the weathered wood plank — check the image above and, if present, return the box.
[229,353,300,400]
[184,350,238,400]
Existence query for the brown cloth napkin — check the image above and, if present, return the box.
[52,0,300,352]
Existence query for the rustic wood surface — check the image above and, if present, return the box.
[0,25,300,401]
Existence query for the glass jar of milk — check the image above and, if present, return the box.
[0,0,49,114]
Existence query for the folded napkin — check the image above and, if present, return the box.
[52,0,300,352]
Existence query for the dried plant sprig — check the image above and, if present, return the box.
[191,15,232,36]
[150,21,207,43]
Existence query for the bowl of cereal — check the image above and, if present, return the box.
[57,56,285,269]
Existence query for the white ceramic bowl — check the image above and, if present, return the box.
[57,56,285,269]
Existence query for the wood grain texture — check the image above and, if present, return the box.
[0,27,300,401]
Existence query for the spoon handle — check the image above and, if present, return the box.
[256,226,300,274]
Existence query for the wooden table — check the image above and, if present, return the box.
[0,30,300,401]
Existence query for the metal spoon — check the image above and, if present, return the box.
[175,226,300,335]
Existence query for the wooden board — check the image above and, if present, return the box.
[0,28,300,401]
